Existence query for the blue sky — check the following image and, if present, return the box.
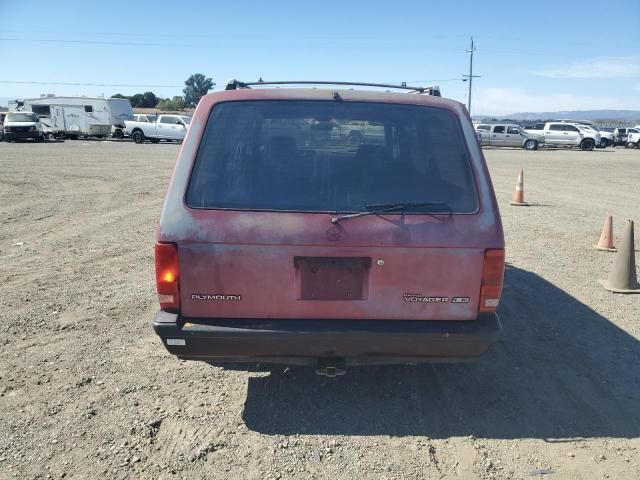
[1,0,639,115]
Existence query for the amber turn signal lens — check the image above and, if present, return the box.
[155,243,180,312]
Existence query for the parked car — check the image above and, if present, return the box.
[576,125,607,146]
[124,114,190,144]
[114,114,158,139]
[524,122,599,150]
[587,126,613,148]
[3,111,45,142]
[152,79,505,375]
[626,130,640,148]
[336,119,386,147]
[475,123,540,150]
[112,125,126,139]
[556,120,613,148]
[614,128,640,146]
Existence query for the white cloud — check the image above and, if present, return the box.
[473,87,640,116]
[536,56,640,79]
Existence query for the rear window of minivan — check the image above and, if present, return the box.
[186,101,479,214]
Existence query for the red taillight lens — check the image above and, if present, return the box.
[155,242,180,312]
[479,249,505,314]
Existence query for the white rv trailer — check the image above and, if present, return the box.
[8,96,133,139]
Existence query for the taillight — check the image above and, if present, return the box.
[479,249,505,314]
[155,242,180,312]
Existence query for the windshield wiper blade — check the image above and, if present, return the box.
[330,201,451,224]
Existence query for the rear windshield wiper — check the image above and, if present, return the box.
[331,201,451,224]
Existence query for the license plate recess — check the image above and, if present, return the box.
[294,257,371,300]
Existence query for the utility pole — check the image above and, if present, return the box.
[463,36,481,114]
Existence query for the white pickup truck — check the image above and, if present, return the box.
[524,122,600,151]
[585,125,613,148]
[558,120,613,148]
[627,130,640,148]
[124,114,191,144]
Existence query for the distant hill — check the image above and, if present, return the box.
[473,110,640,122]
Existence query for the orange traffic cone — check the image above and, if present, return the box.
[599,220,640,293]
[594,215,616,251]
[510,169,529,206]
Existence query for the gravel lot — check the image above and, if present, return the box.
[1,140,639,480]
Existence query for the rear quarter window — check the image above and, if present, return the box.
[186,100,479,214]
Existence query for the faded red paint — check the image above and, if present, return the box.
[157,88,504,322]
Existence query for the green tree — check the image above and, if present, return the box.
[129,93,144,107]
[183,73,214,107]
[111,92,158,108]
[157,96,185,111]
[141,91,158,108]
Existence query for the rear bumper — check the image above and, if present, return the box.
[153,311,501,366]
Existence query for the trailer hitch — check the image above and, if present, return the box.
[315,358,347,377]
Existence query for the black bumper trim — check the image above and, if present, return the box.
[5,131,39,140]
[153,312,501,365]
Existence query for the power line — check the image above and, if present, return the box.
[1,33,608,56]
[0,37,228,48]
[2,30,473,41]
[2,78,470,92]
[0,80,188,88]
[0,37,468,52]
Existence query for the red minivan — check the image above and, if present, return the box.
[153,80,504,375]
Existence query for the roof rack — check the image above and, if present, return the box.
[225,79,441,96]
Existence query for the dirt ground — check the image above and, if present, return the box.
[1,140,639,480]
